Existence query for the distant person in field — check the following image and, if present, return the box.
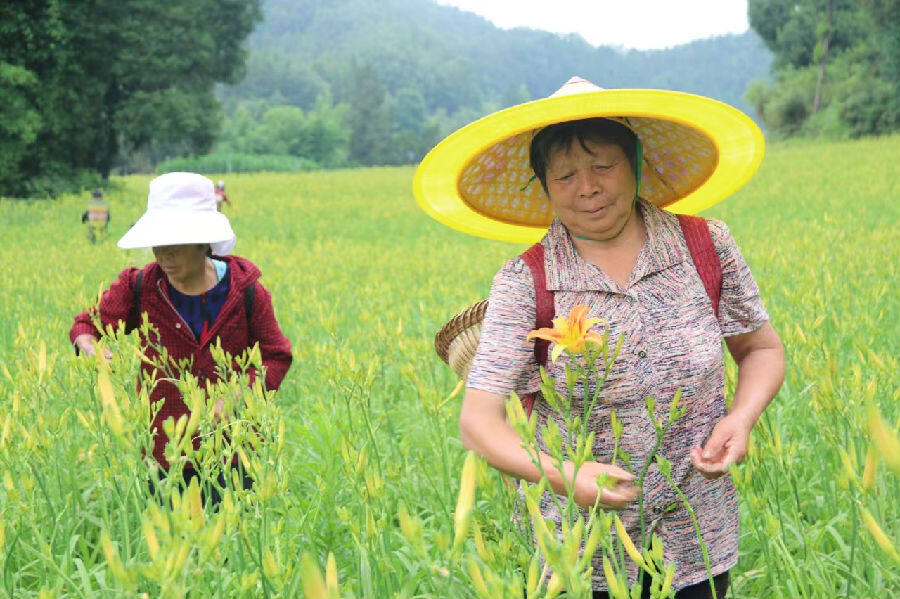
[69,172,292,505]
[423,77,785,598]
[214,180,230,212]
[81,188,110,243]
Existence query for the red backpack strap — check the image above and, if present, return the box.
[520,243,554,365]
[677,214,722,318]
[519,243,555,416]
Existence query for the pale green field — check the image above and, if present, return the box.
[0,134,898,598]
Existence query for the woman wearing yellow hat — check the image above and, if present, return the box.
[416,77,785,596]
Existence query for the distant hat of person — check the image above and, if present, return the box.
[216,180,225,189]
[413,76,764,243]
[91,188,103,198]
[117,172,236,254]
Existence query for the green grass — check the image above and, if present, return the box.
[0,134,898,597]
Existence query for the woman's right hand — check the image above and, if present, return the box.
[567,460,639,510]
[74,334,112,359]
[461,389,641,511]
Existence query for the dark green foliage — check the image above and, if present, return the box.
[218,97,349,167]
[864,0,900,124]
[347,63,393,166]
[157,152,318,173]
[0,0,261,197]
[748,0,864,69]
[0,63,42,193]
[747,0,900,138]
[0,0,99,196]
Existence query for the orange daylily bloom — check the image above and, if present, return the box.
[526,305,604,362]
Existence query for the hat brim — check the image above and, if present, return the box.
[117,210,236,255]
[413,89,764,243]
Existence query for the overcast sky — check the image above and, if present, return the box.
[434,0,750,50]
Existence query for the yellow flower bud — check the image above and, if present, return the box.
[325,552,339,595]
[99,531,130,585]
[473,521,492,562]
[97,367,124,439]
[398,502,424,554]
[546,571,565,599]
[602,557,625,599]
[186,478,204,528]
[614,514,646,570]
[300,552,328,599]
[869,408,900,474]
[202,513,226,555]
[37,342,46,376]
[860,507,900,564]
[453,451,478,550]
[525,554,541,598]
[240,571,260,592]
[142,520,160,561]
[862,444,878,491]
[659,563,675,597]
[467,559,490,598]
[263,548,280,580]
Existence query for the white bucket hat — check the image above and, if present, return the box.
[117,172,236,255]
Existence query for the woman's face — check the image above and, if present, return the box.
[544,138,636,241]
[152,244,208,280]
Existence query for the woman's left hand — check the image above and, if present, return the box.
[691,321,785,479]
[690,412,753,479]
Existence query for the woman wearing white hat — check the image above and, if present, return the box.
[70,172,292,504]
[417,78,785,596]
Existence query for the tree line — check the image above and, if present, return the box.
[213,0,771,171]
[3,0,776,196]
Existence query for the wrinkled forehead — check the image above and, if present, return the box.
[547,136,627,168]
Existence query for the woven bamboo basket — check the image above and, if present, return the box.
[434,300,488,380]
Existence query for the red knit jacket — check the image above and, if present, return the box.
[70,255,293,469]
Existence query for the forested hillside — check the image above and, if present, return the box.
[213,0,773,167]
[224,0,771,115]
[2,0,775,193]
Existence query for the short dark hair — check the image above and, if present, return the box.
[529,118,638,193]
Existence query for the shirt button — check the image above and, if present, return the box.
[637,350,647,359]
[175,323,181,329]
[627,296,637,304]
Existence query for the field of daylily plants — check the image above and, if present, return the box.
[0,133,898,598]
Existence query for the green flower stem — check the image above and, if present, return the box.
[660,463,717,599]
[517,436,570,523]
[635,419,674,591]
[845,498,858,599]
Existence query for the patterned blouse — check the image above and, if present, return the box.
[467,199,769,591]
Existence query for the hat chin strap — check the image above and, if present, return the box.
[634,137,643,200]
[574,138,642,243]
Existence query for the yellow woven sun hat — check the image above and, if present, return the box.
[413,76,764,243]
